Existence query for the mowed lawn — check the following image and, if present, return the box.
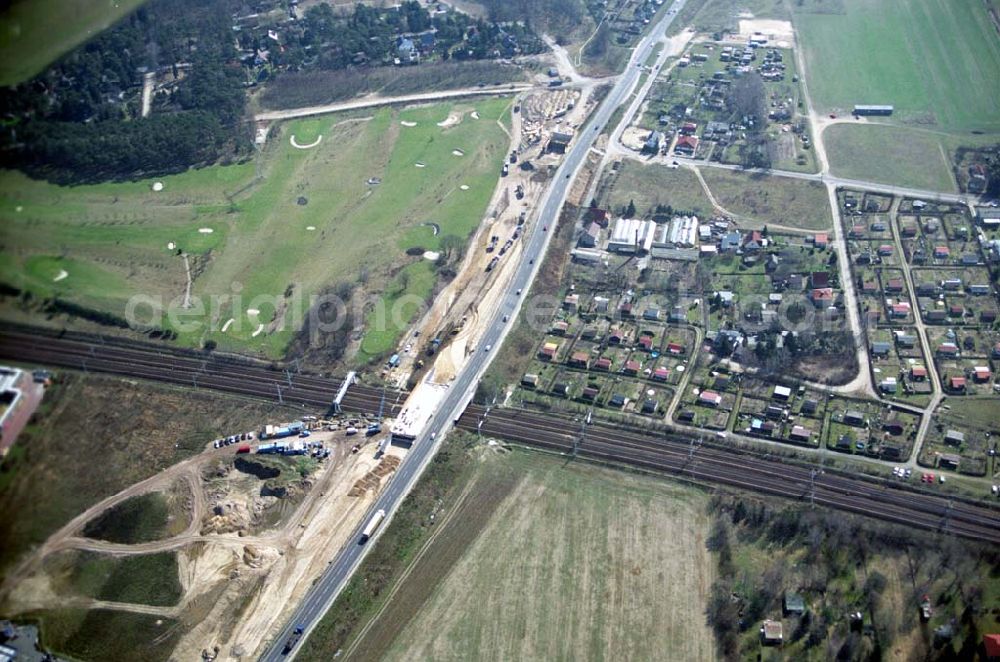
[794,0,1000,132]
[382,452,716,661]
[0,97,511,359]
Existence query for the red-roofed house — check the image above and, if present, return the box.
[594,357,612,371]
[623,359,641,376]
[948,375,967,392]
[674,135,699,155]
[637,335,654,351]
[814,233,828,248]
[653,366,671,381]
[877,244,894,256]
[743,230,763,251]
[699,390,722,407]
[667,342,684,355]
[886,278,903,292]
[850,224,865,238]
[938,343,959,356]
[984,633,1000,661]
[891,302,910,318]
[810,288,834,307]
[569,351,590,368]
[934,246,950,259]
[680,121,698,135]
[973,366,992,383]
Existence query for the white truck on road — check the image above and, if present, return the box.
[360,509,386,543]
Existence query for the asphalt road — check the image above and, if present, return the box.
[259,3,689,660]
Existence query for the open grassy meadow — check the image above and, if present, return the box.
[794,0,1000,132]
[602,161,714,217]
[361,450,716,661]
[823,123,966,192]
[700,169,832,231]
[0,0,149,86]
[44,550,182,607]
[0,97,512,359]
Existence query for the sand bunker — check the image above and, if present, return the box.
[15,206,23,212]
[53,270,68,282]
[423,251,441,261]
[400,120,417,127]
[470,111,480,119]
[290,134,323,149]
[415,162,426,168]
[436,112,462,128]
[306,225,316,231]
[198,228,214,234]
[152,182,164,192]
[459,184,470,190]
[452,149,465,156]
[221,318,234,333]
[167,242,176,250]
[251,324,264,337]
[247,308,260,316]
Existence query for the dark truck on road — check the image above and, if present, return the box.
[283,626,305,655]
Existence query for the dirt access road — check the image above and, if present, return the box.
[3,426,406,661]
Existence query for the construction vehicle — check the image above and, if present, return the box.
[515,184,524,200]
[375,437,390,457]
[360,509,386,543]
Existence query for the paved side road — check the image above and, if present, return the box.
[254,85,534,122]
[258,2,690,659]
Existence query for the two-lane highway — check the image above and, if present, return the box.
[259,2,690,659]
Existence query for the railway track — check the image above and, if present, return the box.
[3,328,998,542]
[0,330,402,417]
[458,406,1000,543]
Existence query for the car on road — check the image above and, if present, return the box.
[543,225,548,231]
[529,259,534,264]
[516,288,522,295]
[485,344,492,351]
[502,315,508,322]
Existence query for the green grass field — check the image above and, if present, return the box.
[29,608,181,662]
[82,492,171,544]
[47,550,182,607]
[0,0,148,86]
[0,97,512,360]
[603,161,714,218]
[700,169,833,231]
[823,123,964,192]
[377,450,716,660]
[795,0,1000,132]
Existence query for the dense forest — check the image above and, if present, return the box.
[0,0,247,184]
[0,0,542,184]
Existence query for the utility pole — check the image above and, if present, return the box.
[276,384,284,405]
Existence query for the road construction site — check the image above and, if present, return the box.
[2,414,406,661]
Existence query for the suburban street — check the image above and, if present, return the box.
[259,2,690,659]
